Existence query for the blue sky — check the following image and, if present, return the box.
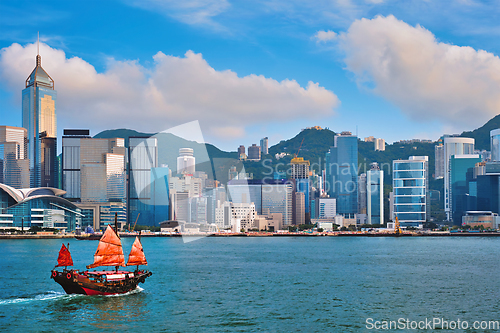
[1,0,500,151]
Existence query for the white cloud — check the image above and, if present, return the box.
[0,43,339,141]
[338,15,500,128]
[122,0,230,29]
[314,30,338,42]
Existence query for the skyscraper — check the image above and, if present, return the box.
[392,156,428,228]
[128,137,158,226]
[434,143,444,179]
[326,131,358,217]
[367,163,383,225]
[22,45,57,188]
[0,126,29,188]
[443,137,475,220]
[177,148,195,175]
[490,129,500,161]
[450,154,481,224]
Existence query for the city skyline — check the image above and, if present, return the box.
[1,2,500,152]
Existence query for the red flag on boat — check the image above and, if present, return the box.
[56,243,73,267]
[127,236,148,266]
[87,225,126,269]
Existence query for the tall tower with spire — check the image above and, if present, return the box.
[22,36,58,188]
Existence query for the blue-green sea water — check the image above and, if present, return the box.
[1,237,500,332]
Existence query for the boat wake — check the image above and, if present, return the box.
[105,286,144,297]
[0,291,80,305]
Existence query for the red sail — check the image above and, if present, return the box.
[127,237,148,266]
[56,243,73,267]
[87,225,125,269]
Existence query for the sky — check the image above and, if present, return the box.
[1,0,500,151]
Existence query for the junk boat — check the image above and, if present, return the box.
[51,221,152,295]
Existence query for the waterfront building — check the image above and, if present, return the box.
[151,166,170,225]
[204,186,226,225]
[227,180,263,214]
[443,137,475,220]
[358,173,367,214]
[292,191,305,225]
[22,48,57,188]
[214,201,256,231]
[61,132,127,230]
[0,126,29,189]
[326,131,358,217]
[290,157,311,217]
[247,144,261,161]
[392,156,428,228]
[434,144,444,179]
[367,163,383,225]
[262,181,293,226]
[189,196,207,224]
[374,138,385,151]
[61,129,91,199]
[450,155,482,224]
[227,179,292,225]
[318,198,336,218]
[0,183,82,231]
[462,211,500,229]
[254,213,282,231]
[128,137,158,226]
[260,137,269,155]
[177,148,195,175]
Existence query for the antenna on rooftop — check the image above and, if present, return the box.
[37,31,39,55]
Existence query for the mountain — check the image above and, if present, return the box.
[460,114,500,151]
[94,129,237,177]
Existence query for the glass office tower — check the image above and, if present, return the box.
[22,53,57,188]
[392,156,428,228]
[443,137,475,220]
[128,137,158,226]
[327,131,358,217]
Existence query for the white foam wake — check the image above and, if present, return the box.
[105,286,144,297]
[0,291,79,305]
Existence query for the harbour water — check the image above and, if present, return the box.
[1,237,500,332]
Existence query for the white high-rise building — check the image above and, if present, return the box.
[177,148,195,175]
[490,129,500,161]
[374,138,385,151]
[367,163,383,225]
[443,137,475,220]
[434,144,444,179]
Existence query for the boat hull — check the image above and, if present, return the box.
[51,269,152,296]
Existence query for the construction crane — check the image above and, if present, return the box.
[394,215,402,235]
[130,213,140,232]
[294,138,304,158]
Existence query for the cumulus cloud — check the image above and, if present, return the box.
[338,15,500,128]
[0,43,339,140]
[314,30,338,42]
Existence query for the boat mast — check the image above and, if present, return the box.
[114,213,119,272]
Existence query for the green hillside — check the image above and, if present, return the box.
[94,128,237,177]
[460,114,500,150]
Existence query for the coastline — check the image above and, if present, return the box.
[1,231,499,239]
